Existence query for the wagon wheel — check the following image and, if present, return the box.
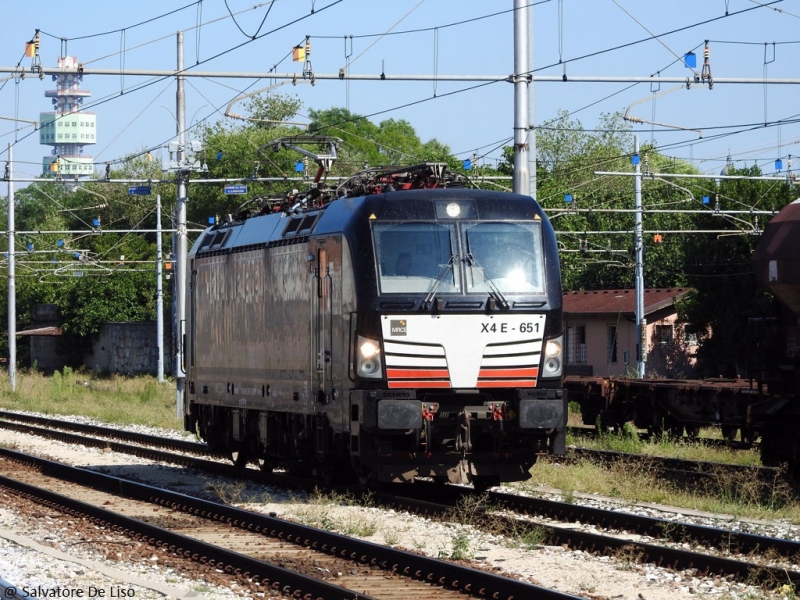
[740,426,757,447]
[720,425,739,443]
[684,424,701,439]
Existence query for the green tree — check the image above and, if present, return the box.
[307,107,457,174]
[500,110,701,292]
[677,165,795,377]
[1,162,170,366]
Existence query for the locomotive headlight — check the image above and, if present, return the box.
[360,339,380,359]
[445,202,461,218]
[356,335,383,379]
[542,336,563,377]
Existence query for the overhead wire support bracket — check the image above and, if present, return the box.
[701,40,713,89]
[623,84,703,138]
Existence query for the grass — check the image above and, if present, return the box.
[0,368,182,430]
[522,453,800,523]
[568,401,765,467]
[290,490,380,537]
[568,425,764,467]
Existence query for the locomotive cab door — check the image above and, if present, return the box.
[311,240,333,404]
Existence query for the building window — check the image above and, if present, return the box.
[607,325,618,364]
[683,330,698,345]
[567,324,587,364]
[656,324,673,345]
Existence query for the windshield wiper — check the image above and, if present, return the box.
[464,231,508,309]
[423,254,456,309]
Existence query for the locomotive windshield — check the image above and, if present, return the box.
[373,220,544,296]
[374,222,459,294]
[463,222,545,294]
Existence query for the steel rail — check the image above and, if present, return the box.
[0,453,376,600]
[379,488,800,590]
[0,446,582,600]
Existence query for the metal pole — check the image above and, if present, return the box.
[527,3,536,198]
[175,31,187,418]
[6,144,15,391]
[156,194,164,383]
[512,0,530,195]
[634,136,646,377]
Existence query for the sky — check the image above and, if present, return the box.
[2,0,800,184]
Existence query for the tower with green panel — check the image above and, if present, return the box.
[39,56,96,177]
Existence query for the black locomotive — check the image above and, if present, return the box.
[183,164,567,487]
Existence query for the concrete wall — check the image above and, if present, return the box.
[85,322,172,375]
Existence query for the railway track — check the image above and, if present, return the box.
[0,446,581,600]
[1,410,775,490]
[1,410,798,594]
[379,484,800,589]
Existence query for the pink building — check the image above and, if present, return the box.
[562,288,698,378]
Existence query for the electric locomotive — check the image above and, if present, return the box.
[184,164,567,487]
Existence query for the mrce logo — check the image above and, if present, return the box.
[390,320,407,336]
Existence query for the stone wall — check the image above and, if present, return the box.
[85,322,172,375]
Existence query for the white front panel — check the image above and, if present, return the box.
[381,314,546,388]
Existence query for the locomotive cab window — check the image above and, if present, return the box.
[463,222,545,294]
[373,222,459,294]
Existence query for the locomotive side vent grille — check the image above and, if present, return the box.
[267,235,310,249]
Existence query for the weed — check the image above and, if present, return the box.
[291,495,379,538]
[657,520,688,544]
[383,530,400,546]
[613,544,644,570]
[206,480,247,505]
[442,528,473,561]
[513,526,546,550]
[445,491,492,528]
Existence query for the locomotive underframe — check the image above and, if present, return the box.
[186,388,567,485]
[349,389,567,485]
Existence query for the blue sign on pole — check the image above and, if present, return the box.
[224,185,248,195]
[128,186,152,195]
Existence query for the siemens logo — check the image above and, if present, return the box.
[390,319,407,336]
[379,391,415,398]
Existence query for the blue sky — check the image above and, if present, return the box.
[2,0,800,182]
